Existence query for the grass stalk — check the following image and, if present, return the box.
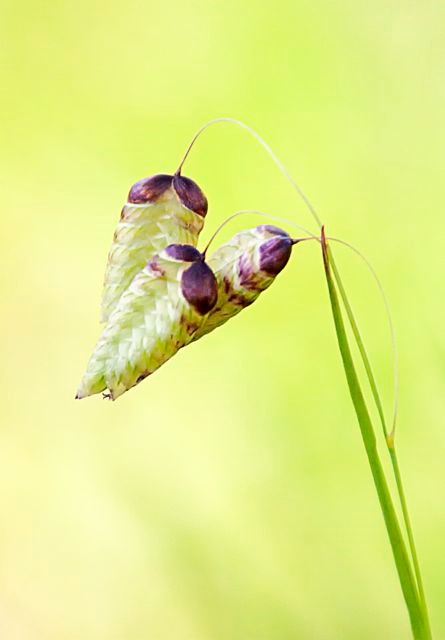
[178,118,432,636]
[320,228,428,640]
[328,253,432,637]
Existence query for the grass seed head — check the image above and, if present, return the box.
[77,244,216,400]
[192,225,295,341]
[101,173,208,322]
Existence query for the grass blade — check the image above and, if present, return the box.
[328,252,432,637]
[320,228,428,639]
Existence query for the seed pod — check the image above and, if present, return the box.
[77,244,217,400]
[100,173,208,322]
[193,225,294,341]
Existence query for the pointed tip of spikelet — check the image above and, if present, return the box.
[75,371,107,400]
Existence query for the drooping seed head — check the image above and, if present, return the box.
[101,173,208,322]
[191,224,297,342]
[128,173,208,217]
[78,241,217,400]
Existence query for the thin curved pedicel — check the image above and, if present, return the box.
[192,225,295,341]
[100,173,208,322]
[77,245,217,400]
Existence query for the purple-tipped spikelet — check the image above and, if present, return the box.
[193,225,295,341]
[101,173,208,322]
[77,245,217,400]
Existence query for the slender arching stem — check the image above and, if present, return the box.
[176,117,322,227]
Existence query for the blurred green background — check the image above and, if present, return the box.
[1,0,444,638]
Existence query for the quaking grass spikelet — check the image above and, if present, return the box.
[77,245,217,400]
[194,225,297,340]
[101,173,208,322]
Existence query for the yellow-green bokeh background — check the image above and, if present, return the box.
[1,1,444,638]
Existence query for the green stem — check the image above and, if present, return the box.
[320,229,427,640]
[329,256,387,433]
[389,447,432,637]
[328,252,432,638]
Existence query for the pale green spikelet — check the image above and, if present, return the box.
[101,173,208,322]
[193,225,295,341]
[78,244,217,400]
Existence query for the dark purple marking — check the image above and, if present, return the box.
[257,224,290,237]
[238,253,254,287]
[228,292,253,308]
[165,244,202,262]
[237,254,264,292]
[259,237,293,276]
[181,317,200,336]
[128,174,173,204]
[146,257,165,276]
[223,275,232,294]
[173,175,208,218]
[181,261,218,315]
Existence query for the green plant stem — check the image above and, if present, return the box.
[328,252,432,638]
[329,256,388,433]
[321,230,428,640]
[388,447,431,636]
